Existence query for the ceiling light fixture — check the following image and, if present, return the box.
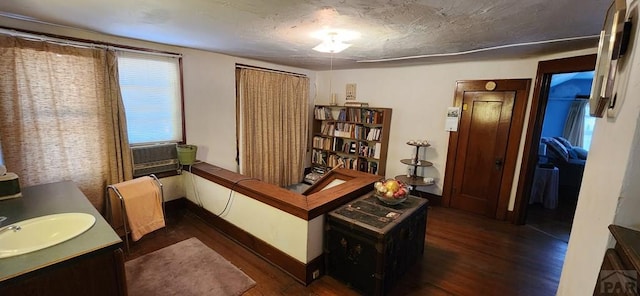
[311,29,359,53]
[313,32,351,53]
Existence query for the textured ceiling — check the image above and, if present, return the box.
[0,0,611,70]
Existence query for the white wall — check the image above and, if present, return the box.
[315,49,595,210]
[559,1,640,294]
[158,175,185,201]
[181,50,316,171]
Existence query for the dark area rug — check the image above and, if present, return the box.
[125,237,256,296]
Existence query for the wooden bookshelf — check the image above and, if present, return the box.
[311,105,392,176]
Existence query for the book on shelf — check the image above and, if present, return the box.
[312,150,327,165]
[356,141,381,159]
[366,128,381,141]
[348,142,357,154]
[358,159,367,172]
[333,138,344,151]
[312,136,333,150]
[314,106,334,120]
[334,122,354,138]
[337,109,347,121]
[320,122,335,136]
[368,161,378,174]
[312,166,327,175]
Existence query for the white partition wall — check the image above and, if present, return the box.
[182,172,325,263]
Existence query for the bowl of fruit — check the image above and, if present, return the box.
[373,179,409,205]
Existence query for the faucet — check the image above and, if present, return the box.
[0,224,21,234]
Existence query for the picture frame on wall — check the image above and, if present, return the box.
[589,0,629,118]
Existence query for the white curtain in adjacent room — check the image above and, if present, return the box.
[563,99,588,147]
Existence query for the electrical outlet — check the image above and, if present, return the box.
[346,83,356,100]
[312,269,320,279]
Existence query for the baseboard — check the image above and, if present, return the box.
[178,197,321,285]
[164,197,187,212]
[410,190,442,206]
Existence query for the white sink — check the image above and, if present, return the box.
[0,213,96,259]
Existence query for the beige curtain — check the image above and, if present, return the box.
[0,36,132,213]
[238,68,309,187]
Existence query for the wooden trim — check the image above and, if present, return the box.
[496,79,531,220]
[512,54,596,224]
[442,82,463,207]
[185,199,315,285]
[190,162,379,220]
[411,190,441,206]
[506,209,515,222]
[191,163,309,218]
[305,254,325,285]
[235,68,241,168]
[378,107,393,176]
[163,196,188,212]
[302,169,358,195]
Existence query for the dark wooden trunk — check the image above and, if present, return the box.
[325,194,428,295]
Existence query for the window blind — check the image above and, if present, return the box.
[117,52,182,144]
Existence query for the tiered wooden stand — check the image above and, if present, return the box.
[395,142,434,186]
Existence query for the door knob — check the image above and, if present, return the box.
[495,158,504,170]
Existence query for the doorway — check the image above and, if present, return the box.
[513,55,597,234]
[526,71,595,242]
[443,79,530,220]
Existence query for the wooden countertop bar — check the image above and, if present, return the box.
[190,162,381,220]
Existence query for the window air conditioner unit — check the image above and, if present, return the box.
[131,143,179,177]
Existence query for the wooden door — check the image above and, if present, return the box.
[444,80,530,219]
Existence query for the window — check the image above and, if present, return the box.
[583,103,596,150]
[117,52,183,144]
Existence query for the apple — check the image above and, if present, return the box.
[394,188,407,198]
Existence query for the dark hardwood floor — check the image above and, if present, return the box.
[525,203,574,243]
[126,202,567,296]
